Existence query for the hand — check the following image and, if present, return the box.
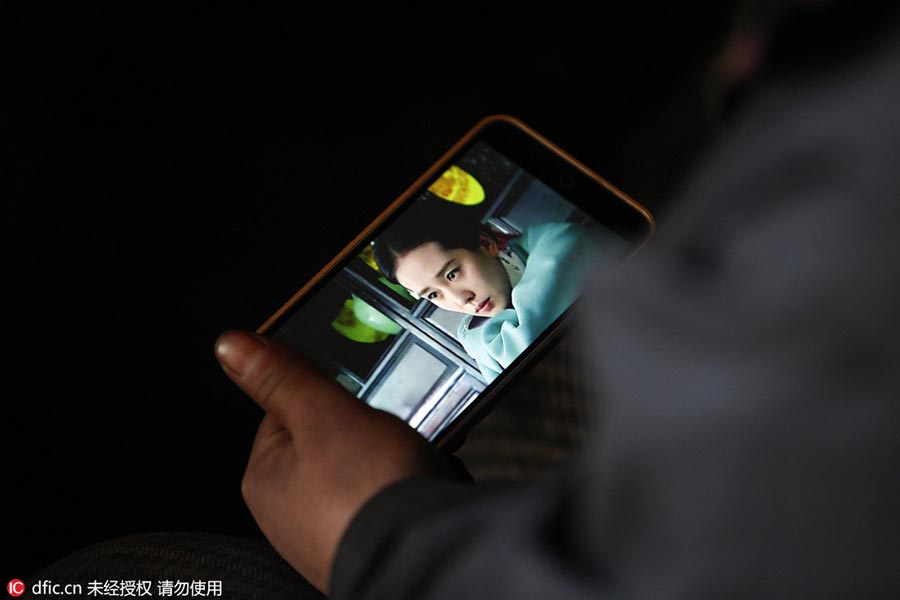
[215,330,454,594]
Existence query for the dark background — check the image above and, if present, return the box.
[6,4,739,578]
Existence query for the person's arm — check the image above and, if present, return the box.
[331,470,594,600]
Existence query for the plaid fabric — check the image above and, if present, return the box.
[456,334,593,482]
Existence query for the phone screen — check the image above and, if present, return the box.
[260,118,652,445]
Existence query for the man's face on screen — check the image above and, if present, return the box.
[394,242,512,317]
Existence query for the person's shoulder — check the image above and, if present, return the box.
[515,221,566,242]
[517,221,599,251]
[521,221,577,236]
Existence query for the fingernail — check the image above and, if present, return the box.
[215,331,268,377]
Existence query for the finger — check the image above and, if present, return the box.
[215,329,362,432]
[252,410,291,450]
[242,412,296,508]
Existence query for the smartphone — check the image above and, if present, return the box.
[257,114,654,449]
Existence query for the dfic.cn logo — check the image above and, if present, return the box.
[7,580,25,598]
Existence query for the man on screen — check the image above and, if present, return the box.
[373,199,630,382]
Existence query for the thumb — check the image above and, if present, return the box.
[214,330,361,430]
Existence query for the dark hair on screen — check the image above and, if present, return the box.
[374,199,483,284]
